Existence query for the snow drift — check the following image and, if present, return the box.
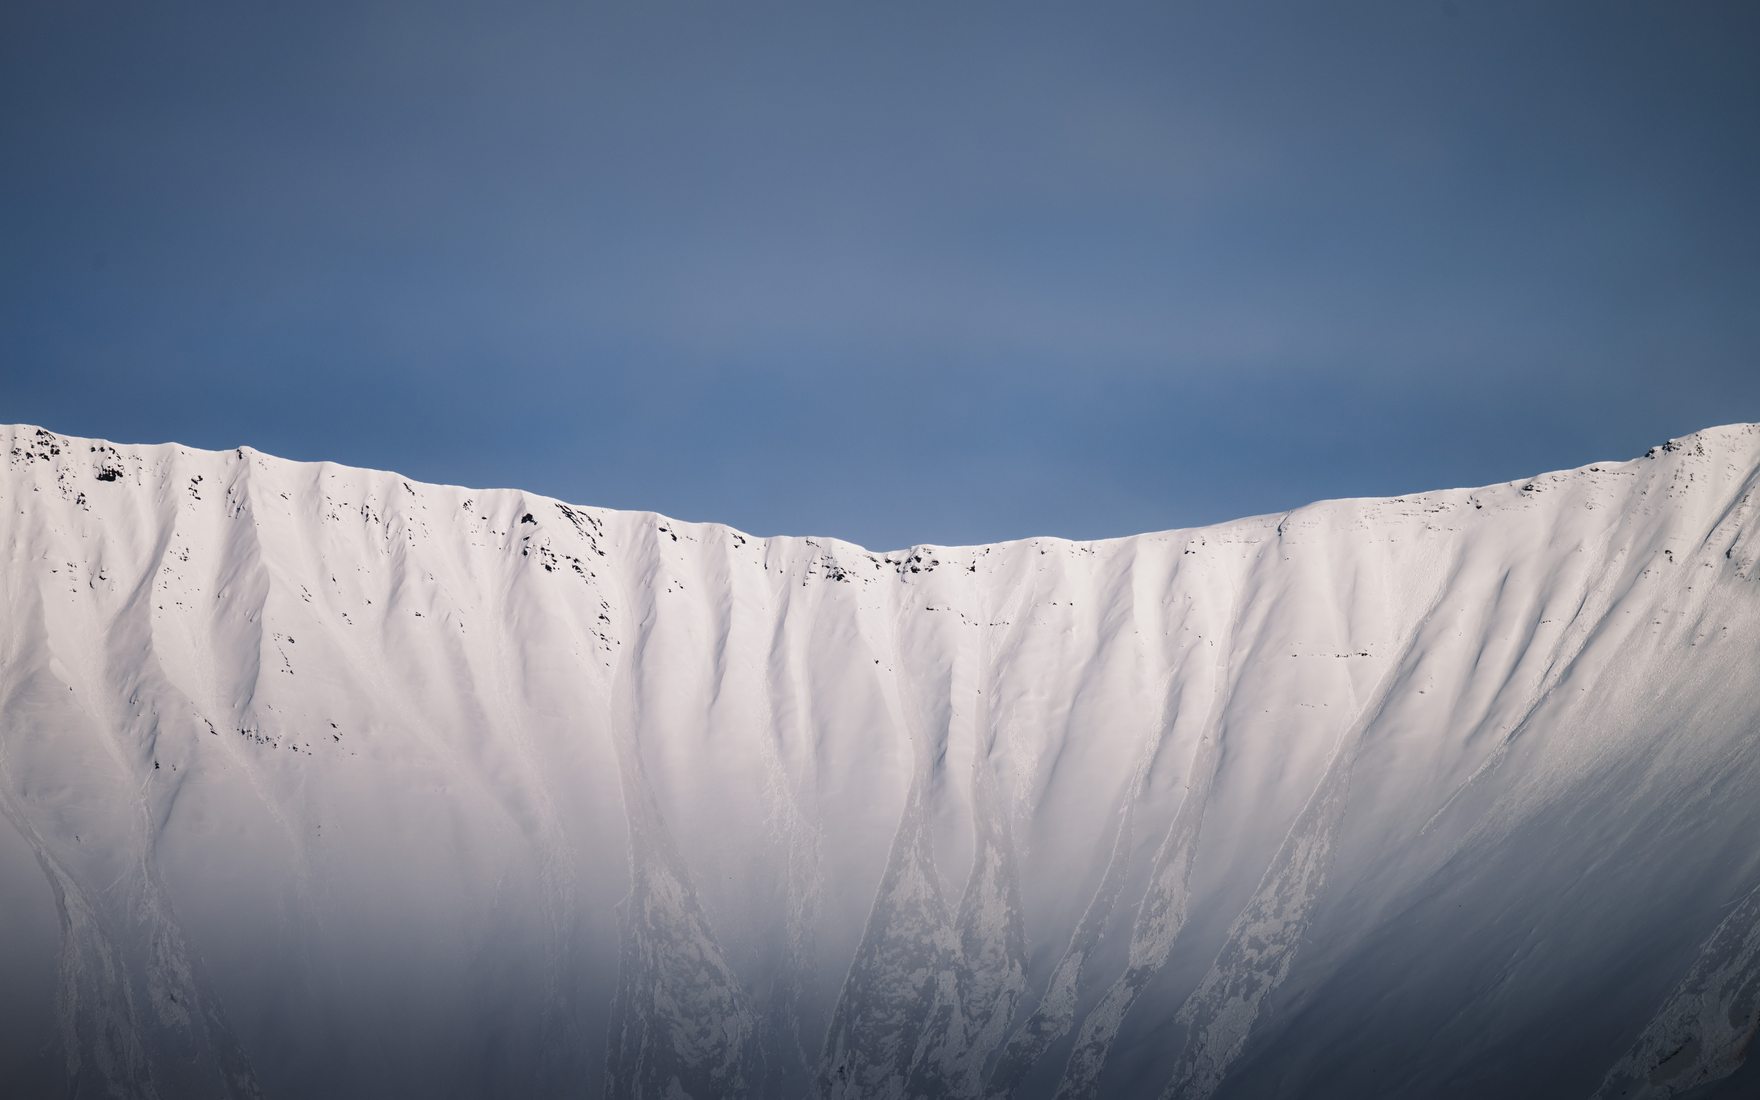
[2,422,1759,1099]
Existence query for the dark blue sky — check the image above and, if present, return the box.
[5,2,1757,548]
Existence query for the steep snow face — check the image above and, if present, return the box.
[2,423,1760,1100]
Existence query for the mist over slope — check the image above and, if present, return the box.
[2,422,1759,1099]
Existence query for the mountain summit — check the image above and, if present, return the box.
[3,422,1759,1099]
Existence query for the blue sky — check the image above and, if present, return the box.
[4,2,1757,549]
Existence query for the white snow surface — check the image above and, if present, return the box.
[3,422,1760,1099]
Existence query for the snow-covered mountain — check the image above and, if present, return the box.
[3,422,1759,1100]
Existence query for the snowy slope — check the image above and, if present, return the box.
[2,422,1759,1100]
